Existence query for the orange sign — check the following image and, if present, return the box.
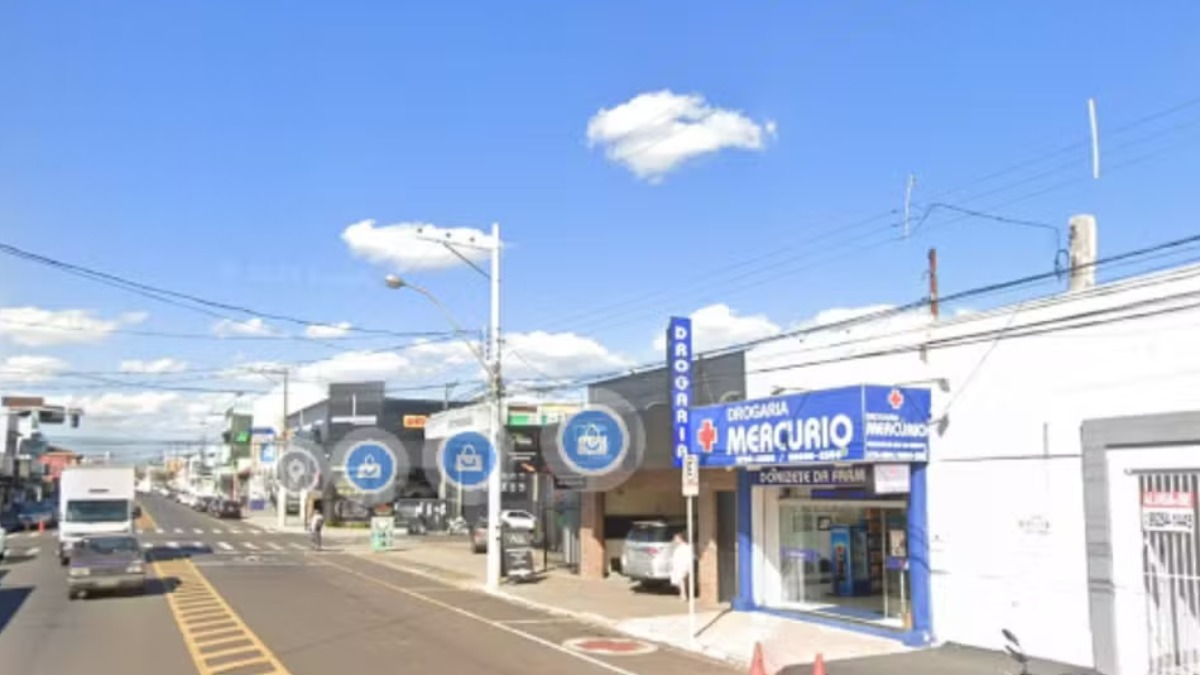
[402,415,428,429]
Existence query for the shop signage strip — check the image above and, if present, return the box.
[750,464,868,487]
[687,385,931,467]
[667,317,693,468]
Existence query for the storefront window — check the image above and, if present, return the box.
[770,494,910,627]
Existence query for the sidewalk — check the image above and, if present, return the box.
[348,537,911,672]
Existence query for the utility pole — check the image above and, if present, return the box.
[928,248,940,320]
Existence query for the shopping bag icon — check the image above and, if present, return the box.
[456,445,483,472]
[576,424,608,457]
[356,455,381,480]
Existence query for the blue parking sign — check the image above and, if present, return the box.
[343,442,397,494]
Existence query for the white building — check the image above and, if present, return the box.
[742,256,1200,673]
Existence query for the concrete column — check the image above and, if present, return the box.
[698,483,719,604]
[579,491,606,579]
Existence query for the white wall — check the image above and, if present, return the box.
[745,264,1200,667]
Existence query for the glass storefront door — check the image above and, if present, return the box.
[774,498,910,626]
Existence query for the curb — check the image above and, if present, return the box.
[347,551,748,667]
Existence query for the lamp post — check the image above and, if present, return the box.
[384,222,504,591]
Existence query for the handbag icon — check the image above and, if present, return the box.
[455,445,483,472]
[576,423,608,457]
[356,455,381,480]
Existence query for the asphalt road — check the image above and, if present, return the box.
[1,494,740,675]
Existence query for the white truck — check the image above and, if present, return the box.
[58,465,136,565]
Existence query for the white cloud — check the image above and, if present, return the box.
[0,307,145,347]
[586,90,777,182]
[0,355,69,383]
[212,317,275,338]
[505,331,633,379]
[65,391,181,419]
[304,322,352,339]
[342,220,497,272]
[119,357,189,374]
[653,303,782,354]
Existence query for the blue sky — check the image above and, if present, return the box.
[1,2,1199,445]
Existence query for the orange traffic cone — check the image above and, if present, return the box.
[748,642,768,675]
[811,653,826,675]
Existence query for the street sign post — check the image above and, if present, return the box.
[682,454,699,497]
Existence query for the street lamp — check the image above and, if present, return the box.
[383,222,504,591]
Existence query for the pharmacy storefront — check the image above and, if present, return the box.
[688,384,934,644]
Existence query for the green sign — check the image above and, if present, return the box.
[370,516,394,552]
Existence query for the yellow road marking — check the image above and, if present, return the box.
[135,500,158,532]
[154,558,292,675]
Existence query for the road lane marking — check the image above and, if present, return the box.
[266,543,283,551]
[242,542,258,551]
[174,528,185,534]
[167,541,181,548]
[156,528,166,534]
[25,547,41,557]
[317,558,640,675]
[226,528,242,534]
[193,529,205,534]
[218,542,234,551]
[153,557,292,675]
[287,543,305,551]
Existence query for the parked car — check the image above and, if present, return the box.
[469,517,488,554]
[499,509,536,531]
[394,502,427,535]
[210,498,242,519]
[193,496,215,512]
[620,520,685,586]
[67,534,146,599]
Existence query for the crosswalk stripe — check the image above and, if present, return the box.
[167,541,180,548]
[210,528,224,535]
[242,542,258,551]
[217,542,234,551]
[156,529,165,534]
[190,541,204,549]
[192,529,203,535]
[27,547,40,557]
[173,528,184,534]
[142,543,154,550]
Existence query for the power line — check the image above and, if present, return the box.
[528,94,1200,334]
[0,241,463,341]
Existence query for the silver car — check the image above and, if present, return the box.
[620,521,684,586]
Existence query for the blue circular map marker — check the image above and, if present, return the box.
[557,406,629,477]
[438,431,496,491]
[343,441,398,494]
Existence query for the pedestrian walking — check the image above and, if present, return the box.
[669,532,693,602]
[310,509,325,551]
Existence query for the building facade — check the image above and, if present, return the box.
[740,261,1200,672]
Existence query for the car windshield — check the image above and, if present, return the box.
[65,499,129,523]
[84,536,140,554]
[628,524,677,543]
[505,511,533,519]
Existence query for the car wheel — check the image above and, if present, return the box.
[59,556,69,567]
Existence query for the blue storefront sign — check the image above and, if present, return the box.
[689,385,931,466]
[343,442,398,494]
[667,316,693,466]
[557,406,629,476]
